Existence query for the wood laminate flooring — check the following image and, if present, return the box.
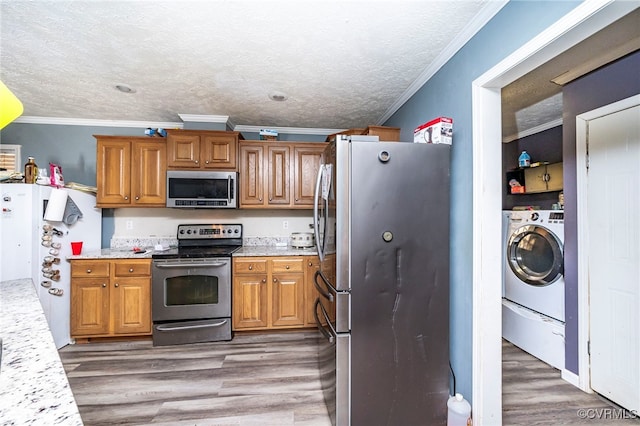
[502,339,639,425]
[59,331,330,426]
[59,332,638,425]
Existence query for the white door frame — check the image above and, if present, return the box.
[471,1,639,423]
[575,94,640,393]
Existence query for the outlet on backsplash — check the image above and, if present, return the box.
[126,220,133,230]
[283,220,289,229]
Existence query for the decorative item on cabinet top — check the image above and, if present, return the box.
[325,125,401,142]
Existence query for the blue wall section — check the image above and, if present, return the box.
[0,122,329,247]
[1,123,160,247]
[384,0,580,402]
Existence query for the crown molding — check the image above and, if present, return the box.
[377,0,509,124]
[233,125,345,136]
[502,118,563,143]
[12,116,183,128]
[178,114,229,123]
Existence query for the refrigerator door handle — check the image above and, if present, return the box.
[313,164,325,262]
[314,270,334,302]
[313,298,335,344]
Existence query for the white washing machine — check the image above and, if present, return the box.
[502,210,566,370]
[502,211,512,298]
[504,210,565,322]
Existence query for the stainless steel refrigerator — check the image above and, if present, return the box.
[313,136,450,425]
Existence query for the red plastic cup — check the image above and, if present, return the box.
[71,241,83,255]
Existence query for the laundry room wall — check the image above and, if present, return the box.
[502,125,563,210]
[562,50,640,375]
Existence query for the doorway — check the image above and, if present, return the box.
[471,2,639,423]
[576,96,640,413]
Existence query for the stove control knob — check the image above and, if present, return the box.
[179,229,185,234]
[234,229,239,234]
[531,212,539,221]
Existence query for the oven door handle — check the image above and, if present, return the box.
[154,261,228,268]
[155,320,228,331]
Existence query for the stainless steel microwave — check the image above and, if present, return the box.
[166,170,237,208]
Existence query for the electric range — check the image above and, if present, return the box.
[151,223,242,346]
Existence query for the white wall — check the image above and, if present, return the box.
[113,208,315,239]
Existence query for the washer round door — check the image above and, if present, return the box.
[507,225,563,286]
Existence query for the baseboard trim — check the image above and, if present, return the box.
[561,369,582,389]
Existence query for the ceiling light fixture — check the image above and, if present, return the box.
[269,92,287,102]
[115,84,136,93]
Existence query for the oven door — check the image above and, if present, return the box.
[152,257,231,322]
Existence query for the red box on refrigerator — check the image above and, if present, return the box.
[414,117,453,144]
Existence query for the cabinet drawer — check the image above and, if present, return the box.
[71,260,110,277]
[272,258,304,273]
[234,258,268,274]
[114,260,151,277]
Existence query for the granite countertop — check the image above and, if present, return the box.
[234,245,318,257]
[68,248,155,260]
[0,279,83,425]
[69,246,318,260]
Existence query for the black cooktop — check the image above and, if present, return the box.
[152,223,242,260]
[151,245,241,259]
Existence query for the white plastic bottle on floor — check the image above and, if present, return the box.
[447,393,472,426]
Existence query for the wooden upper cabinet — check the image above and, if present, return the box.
[239,143,264,206]
[239,141,326,209]
[132,140,166,205]
[97,138,131,205]
[166,129,238,170]
[202,133,238,169]
[293,144,324,206]
[96,135,166,207]
[267,145,290,206]
[167,132,200,167]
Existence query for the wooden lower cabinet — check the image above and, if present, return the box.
[233,256,312,331]
[71,259,152,340]
[305,256,321,326]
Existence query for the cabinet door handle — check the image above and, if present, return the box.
[124,196,129,200]
[129,268,134,273]
[261,279,266,283]
[135,196,139,200]
[102,283,106,287]
[259,197,262,202]
[114,283,119,287]
[248,265,253,270]
[308,262,313,267]
[195,160,199,164]
[273,278,277,283]
[286,265,290,269]
[86,269,92,274]
[205,160,210,164]
[269,197,272,201]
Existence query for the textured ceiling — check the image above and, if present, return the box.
[1,1,638,139]
[501,8,640,142]
[0,0,498,131]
